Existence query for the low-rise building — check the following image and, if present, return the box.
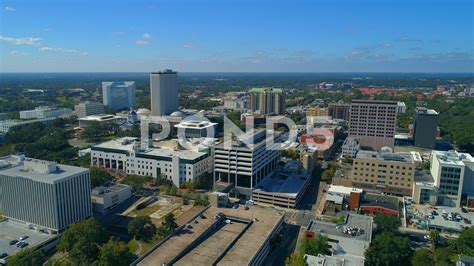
[0,117,57,133]
[20,106,72,120]
[174,119,217,138]
[91,184,132,214]
[350,148,417,196]
[91,137,213,188]
[306,213,373,263]
[359,193,400,216]
[78,114,122,128]
[0,155,92,233]
[342,137,360,158]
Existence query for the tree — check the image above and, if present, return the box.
[429,229,440,248]
[95,237,134,266]
[374,213,400,233]
[365,232,413,266]
[128,216,157,241]
[6,248,45,266]
[412,249,434,266]
[162,213,178,232]
[285,253,307,266]
[122,174,150,192]
[90,167,114,188]
[300,236,330,257]
[456,226,474,256]
[434,247,455,266]
[57,218,109,264]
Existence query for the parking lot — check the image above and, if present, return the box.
[410,204,473,232]
[0,221,55,262]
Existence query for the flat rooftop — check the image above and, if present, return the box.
[92,184,130,197]
[356,150,415,164]
[92,137,208,161]
[0,158,88,184]
[253,171,310,198]
[308,214,373,243]
[138,206,284,266]
[0,220,56,259]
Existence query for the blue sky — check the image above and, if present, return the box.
[0,0,473,72]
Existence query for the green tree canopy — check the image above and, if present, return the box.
[374,213,401,233]
[122,174,151,192]
[300,236,331,257]
[128,216,157,241]
[90,167,115,188]
[285,253,307,266]
[411,249,435,266]
[57,218,109,264]
[6,248,45,266]
[365,232,413,266]
[95,237,134,266]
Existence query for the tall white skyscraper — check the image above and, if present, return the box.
[150,69,179,116]
[102,81,136,110]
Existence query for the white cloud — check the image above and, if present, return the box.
[183,43,193,48]
[4,6,15,11]
[0,36,42,46]
[135,33,151,45]
[10,50,27,56]
[379,43,392,48]
[39,46,88,56]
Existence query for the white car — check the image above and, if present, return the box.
[224,219,231,224]
[423,235,430,240]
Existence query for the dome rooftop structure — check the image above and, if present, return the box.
[170,111,185,117]
[136,108,151,115]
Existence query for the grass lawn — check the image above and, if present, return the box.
[131,203,160,217]
[128,235,163,256]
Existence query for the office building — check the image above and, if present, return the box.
[20,106,72,120]
[413,107,439,149]
[350,148,418,196]
[328,102,351,121]
[150,69,179,116]
[91,184,132,214]
[248,87,285,115]
[75,101,105,117]
[413,150,474,207]
[0,155,92,233]
[349,100,397,150]
[306,107,328,117]
[102,81,136,110]
[214,129,281,197]
[91,137,212,188]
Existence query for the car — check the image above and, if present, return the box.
[18,242,28,249]
[16,241,25,247]
[464,218,471,224]
[461,208,468,213]
[232,204,239,209]
[224,219,231,224]
[0,254,7,259]
[246,200,255,205]
[423,235,431,240]
[9,240,18,245]
[19,236,28,241]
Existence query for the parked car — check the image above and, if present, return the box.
[9,240,18,245]
[461,208,468,213]
[17,242,28,249]
[19,236,28,241]
[464,218,471,224]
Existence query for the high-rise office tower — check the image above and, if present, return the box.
[349,100,397,150]
[75,101,105,117]
[150,69,179,116]
[248,87,285,115]
[413,107,439,149]
[102,81,136,110]
[0,156,92,233]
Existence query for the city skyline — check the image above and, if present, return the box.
[1,0,473,73]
